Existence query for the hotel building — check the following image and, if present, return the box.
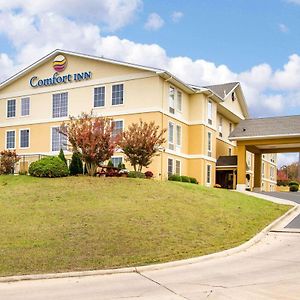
[0,50,277,191]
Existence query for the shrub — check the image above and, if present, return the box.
[168,174,182,182]
[69,152,83,175]
[128,171,145,178]
[289,184,299,192]
[0,150,20,174]
[277,180,289,186]
[118,162,126,169]
[19,170,28,175]
[107,160,114,167]
[144,171,154,178]
[58,148,67,165]
[289,181,299,187]
[181,176,191,183]
[189,177,198,184]
[29,156,69,178]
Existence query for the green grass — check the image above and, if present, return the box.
[0,175,290,276]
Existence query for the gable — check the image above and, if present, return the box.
[0,52,156,97]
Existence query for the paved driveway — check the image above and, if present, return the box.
[259,191,300,204]
[1,231,300,300]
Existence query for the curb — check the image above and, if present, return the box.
[0,202,299,283]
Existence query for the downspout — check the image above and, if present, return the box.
[160,74,173,181]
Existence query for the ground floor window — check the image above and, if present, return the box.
[206,164,211,184]
[111,157,123,168]
[175,160,181,175]
[20,129,30,148]
[6,130,15,149]
[168,158,173,176]
[51,127,67,151]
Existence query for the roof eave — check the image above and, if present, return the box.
[229,133,300,141]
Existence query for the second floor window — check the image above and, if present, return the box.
[112,84,123,105]
[207,132,212,157]
[94,87,105,107]
[21,97,30,116]
[168,122,174,150]
[112,120,123,138]
[53,92,68,118]
[7,99,16,118]
[207,100,212,125]
[176,125,181,147]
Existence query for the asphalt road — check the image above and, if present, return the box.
[259,191,300,204]
[1,232,300,300]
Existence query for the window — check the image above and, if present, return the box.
[262,162,265,178]
[21,97,30,116]
[229,123,233,134]
[111,157,123,168]
[169,86,175,114]
[94,86,105,107]
[6,130,15,149]
[206,164,211,184]
[176,125,182,147]
[229,148,232,156]
[207,100,212,125]
[175,160,181,175]
[177,91,182,111]
[168,122,174,150]
[168,158,173,176]
[20,129,29,148]
[112,84,123,105]
[218,116,223,137]
[207,132,212,157]
[51,127,67,151]
[231,92,236,102]
[52,92,68,118]
[112,120,123,138]
[7,99,16,118]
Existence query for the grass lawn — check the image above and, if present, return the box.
[0,176,290,277]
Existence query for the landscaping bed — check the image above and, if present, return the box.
[0,175,290,276]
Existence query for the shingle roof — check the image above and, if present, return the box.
[204,82,239,99]
[229,115,300,140]
[216,156,238,167]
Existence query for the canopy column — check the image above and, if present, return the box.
[253,153,262,192]
[236,144,246,191]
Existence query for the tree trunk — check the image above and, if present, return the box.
[86,162,97,176]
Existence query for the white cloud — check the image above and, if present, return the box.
[278,153,299,167]
[144,13,164,31]
[0,4,300,118]
[0,0,142,31]
[286,0,300,4]
[279,23,289,33]
[171,11,183,23]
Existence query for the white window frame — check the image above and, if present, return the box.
[111,83,124,106]
[6,130,16,150]
[262,162,265,178]
[50,126,67,152]
[176,124,182,148]
[177,90,182,112]
[7,99,16,118]
[111,156,123,168]
[207,100,212,125]
[218,116,223,137]
[21,97,30,117]
[52,92,68,118]
[175,160,181,176]
[206,164,212,185]
[168,122,174,150]
[19,128,30,149]
[169,86,175,114]
[93,86,106,108]
[112,119,124,138]
[167,158,174,176]
[207,132,212,157]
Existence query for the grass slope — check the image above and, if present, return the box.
[0,176,290,276]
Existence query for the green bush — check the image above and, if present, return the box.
[128,171,145,178]
[69,152,83,176]
[107,160,114,167]
[118,162,126,169]
[289,184,299,192]
[181,176,191,183]
[29,156,69,178]
[189,177,198,184]
[289,181,299,187]
[58,148,67,165]
[168,174,182,182]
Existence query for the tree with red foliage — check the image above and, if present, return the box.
[60,112,118,176]
[118,120,166,172]
[0,150,20,174]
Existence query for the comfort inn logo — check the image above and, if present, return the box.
[53,55,67,72]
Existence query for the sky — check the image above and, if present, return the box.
[0,0,299,166]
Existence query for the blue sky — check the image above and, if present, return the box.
[0,0,299,165]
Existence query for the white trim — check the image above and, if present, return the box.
[19,128,30,149]
[262,178,277,184]
[6,99,16,119]
[216,136,236,147]
[20,97,30,117]
[5,129,16,150]
[165,149,217,162]
[176,124,182,148]
[216,165,237,169]
[168,121,175,150]
[175,159,182,176]
[230,133,300,141]
[111,82,124,106]
[93,85,106,109]
[111,156,123,168]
